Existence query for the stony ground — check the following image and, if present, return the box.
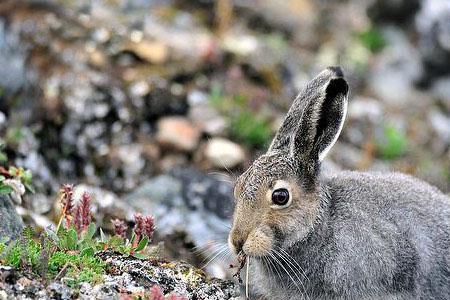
[0,0,449,298]
[0,251,238,299]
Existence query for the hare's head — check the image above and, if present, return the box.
[229,67,349,257]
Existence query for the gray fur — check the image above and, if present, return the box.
[229,67,450,299]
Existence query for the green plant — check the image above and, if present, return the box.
[357,27,386,53]
[0,184,157,289]
[229,110,272,148]
[209,85,272,149]
[376,124,408,160]
[0,166,35,195]
[0,141,7,163]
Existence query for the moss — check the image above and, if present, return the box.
[0,237,105,288]
[209,86,272,149]
[229,110,271,148]
[376,124,408,160]
[357,27,386,53]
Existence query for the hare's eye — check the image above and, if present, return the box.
[271,188,290,206]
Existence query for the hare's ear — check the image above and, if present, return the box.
[269,67,348,163]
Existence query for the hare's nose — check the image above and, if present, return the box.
[234,239,244,254]
[229,232,245,255]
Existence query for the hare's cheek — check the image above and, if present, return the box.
[243,227,273,257]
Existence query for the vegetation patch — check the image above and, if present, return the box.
[376,123,408,160]
[209,84,272,149]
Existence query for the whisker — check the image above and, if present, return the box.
[266,252,284,288]
[245,256,250,299]
[268,250,305,299]
[271,249,310,300]
[202,245,229,269]
[200,244,227,264]
[275,246,309,282]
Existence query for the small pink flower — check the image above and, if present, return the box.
[143,215,155,241]
[149,285,164,300]
[111,219,128,238]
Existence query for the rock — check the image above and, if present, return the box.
[428,109,450,146]
[124,168,235,276]
[415,0,450,85]
[0,252,239,299]
[368,27,422,105]
[96,251,239,299]
[345,97,383,147]
[27,193,53,215]
[222,34,259,57]
[109,144,146,190]
[204,138,246,169]
[156,117,201,152]
[0,195,23,243]
[432,76,450,112]
[0,20,27,95]
[124,40,169,64]
[188,104,227,136]
[368,0,421,24]
[347,97,383,123]
[144,87,189,120]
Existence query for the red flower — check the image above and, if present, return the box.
[111,219,128,238]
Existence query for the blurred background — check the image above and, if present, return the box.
[0,0,449,279]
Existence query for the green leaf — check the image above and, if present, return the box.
[134,236,149,252]
[108,236,125,249]
[24,182,35,194]
[8,167,18,177]
[22,170,32,182]
[0,175,5,181]
[132,253,147,259]
[0,184,13,195]
[82,223,96,242]
[80,247,95,257]
[0,151,7,163]
[99,228,106,243]
[129,232,136,246]
[66,228,78,250]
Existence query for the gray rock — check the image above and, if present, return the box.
[415,0,450,85]
[428,109,450,146]
[96,251,239,299]
[125,168,234,244]
[432,76,450,112]
[0,195,23,243]
[125,169,235,276]
[0,21,27,95]
[368,27,422,105]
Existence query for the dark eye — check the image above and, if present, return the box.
[271,188,290,206]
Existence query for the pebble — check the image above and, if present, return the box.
[156,117,201,152]
[428,110,450,145]
[204,138,246,169]
[188,104,227,136]
[126,40,168,64]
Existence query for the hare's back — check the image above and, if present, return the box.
[324,170,450,234]
[320,171,450,298]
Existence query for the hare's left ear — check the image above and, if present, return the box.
[269,67,349,163]
[293,67,349,162]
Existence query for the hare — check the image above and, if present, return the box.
[228,67,450,300]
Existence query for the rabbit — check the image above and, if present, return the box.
[228,66,450,300]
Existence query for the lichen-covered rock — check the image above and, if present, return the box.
[96,251,239,299]
[0,252,239,300]
[0,195,23,243]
